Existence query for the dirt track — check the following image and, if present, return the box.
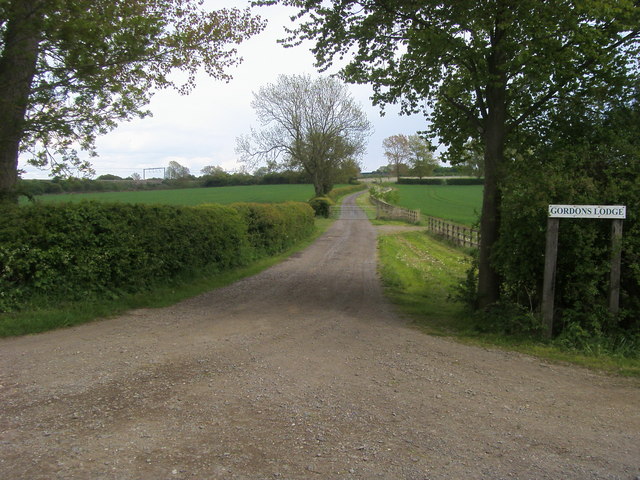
[1,193,639,480]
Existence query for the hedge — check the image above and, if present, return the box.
[326,183,367,202]
[0,201,315,312]
[397,177,484,185]
[397,178,445,185]
[228,202,315,256]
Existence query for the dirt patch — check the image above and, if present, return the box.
[1,193,639,479]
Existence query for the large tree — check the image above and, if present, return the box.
[237,74,371,196]
[269,0,640,307]
[0,0,264,203]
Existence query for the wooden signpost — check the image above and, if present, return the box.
[541,205,626,338]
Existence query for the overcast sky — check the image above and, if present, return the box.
[20,0,430,180]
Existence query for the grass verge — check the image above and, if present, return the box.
[377,227,640,378]
[0,217,334,337]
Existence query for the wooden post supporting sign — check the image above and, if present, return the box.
[541,217,560,338]
[541,205,626,338]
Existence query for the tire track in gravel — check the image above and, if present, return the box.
[1,192,639,480]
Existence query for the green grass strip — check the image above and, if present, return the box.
[377,227,640,377]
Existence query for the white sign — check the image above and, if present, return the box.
[548,205,626,219]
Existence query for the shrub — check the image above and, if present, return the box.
[308,196,334,218]
[397,178,444,185]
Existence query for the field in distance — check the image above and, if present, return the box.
[393,184,483,226]
[31,184,319,206]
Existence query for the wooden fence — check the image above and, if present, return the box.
[370,196,421,224]
[427,216,480,248]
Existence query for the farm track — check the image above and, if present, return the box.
[1,193,639,479]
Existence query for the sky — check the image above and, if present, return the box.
[19,0,430,180]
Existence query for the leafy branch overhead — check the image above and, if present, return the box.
[0,0,265,202]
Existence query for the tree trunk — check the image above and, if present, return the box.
[0,0,42,204]
[477,38,507,308]
[477,119,504,308]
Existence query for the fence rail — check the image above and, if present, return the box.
[427,216,479,248]
[370,196,421,224]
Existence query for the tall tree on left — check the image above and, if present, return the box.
[0,0,264,204]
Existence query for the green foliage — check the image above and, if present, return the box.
[0,200,315,313]
[325,183,367,202]
[471,303,545,338]
[397,178,444,185]
[308,197,334,218]
[493,92,640,343]
[230,202,315,255]
[396,178,484,186]
[369,185,399,205]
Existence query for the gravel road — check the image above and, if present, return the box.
[1,193,639,480]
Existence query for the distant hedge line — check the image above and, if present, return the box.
[397,177,484,185]
[0,201,314,312]
[17,172,314,196]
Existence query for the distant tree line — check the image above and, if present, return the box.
[16,166,359,198]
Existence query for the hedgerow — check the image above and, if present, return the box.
[0,201,315,312]
[326,183,367,202]
[228,202,315,256]
[397,178,445,185]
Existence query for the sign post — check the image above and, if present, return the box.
[542,205,626,338]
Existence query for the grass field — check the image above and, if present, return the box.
[393,184,483,225]
[28,184,319,206]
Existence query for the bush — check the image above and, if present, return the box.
[397,178,444,185]
[308,197,334,218]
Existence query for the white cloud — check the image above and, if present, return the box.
[19,0,430,180]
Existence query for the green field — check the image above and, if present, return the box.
[393,184,483,225]
[29,184,318,206]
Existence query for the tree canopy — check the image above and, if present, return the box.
[407,135,437,178]
[166,160,190,180]
[269,0,640,307]
[0,0,264,203]
[382,134,411,179]
[237,74,371,196]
